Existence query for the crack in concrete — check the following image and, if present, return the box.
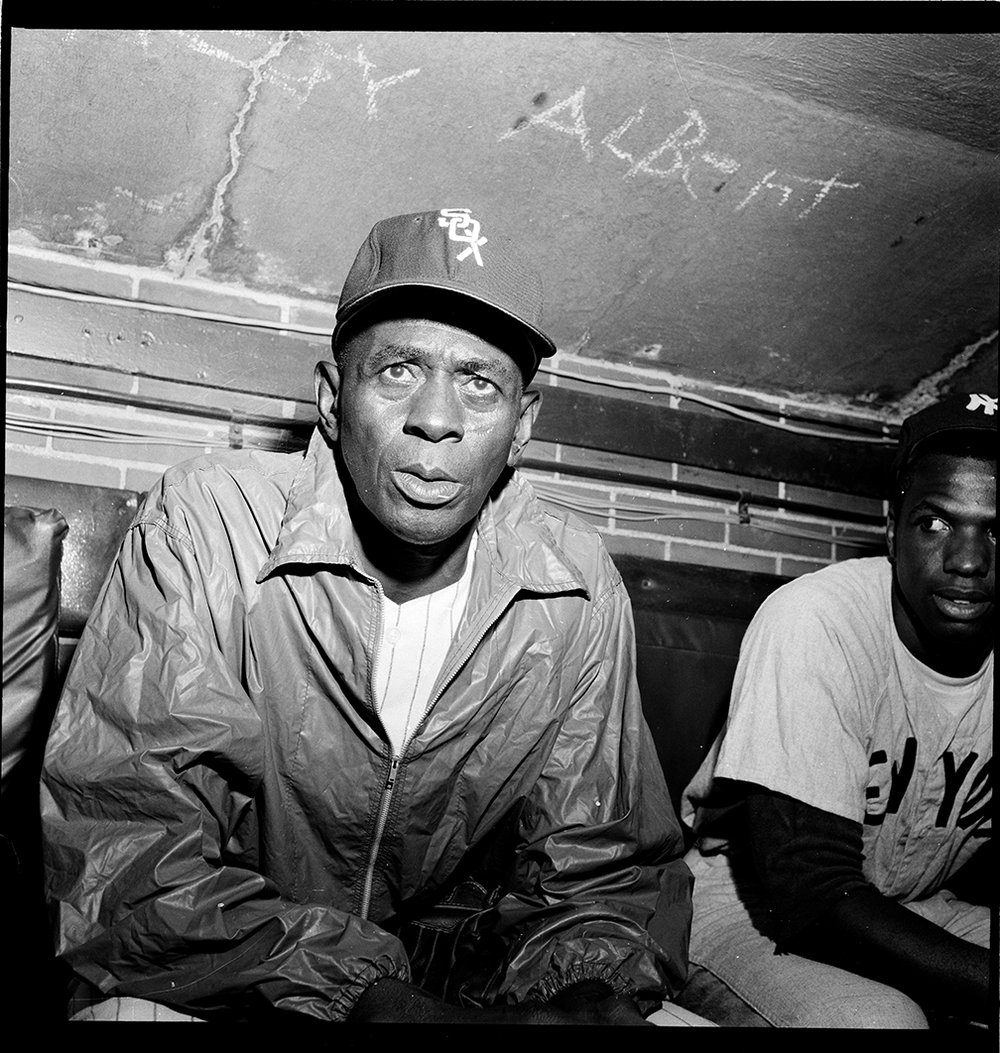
[176,32,292,279]
[893,329,999,417]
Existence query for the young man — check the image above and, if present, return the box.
[41,209,696,1025]
[681,393,995,1028]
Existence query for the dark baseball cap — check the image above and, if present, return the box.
[893,392,997,480]
[332,209,556,377]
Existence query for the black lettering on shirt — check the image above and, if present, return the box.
[936,751,979,827]
[864,738,916,826]
[956,758,992,834]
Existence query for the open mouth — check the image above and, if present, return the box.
[391,469,462,507]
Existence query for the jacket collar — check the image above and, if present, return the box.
[257,428,589,598]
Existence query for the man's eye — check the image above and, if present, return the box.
[464,376,498,397]
[380,364,413,383]
[918,516,948,533]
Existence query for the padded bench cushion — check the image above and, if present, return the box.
[2,505,67,791]
[615,556,789,812]
[4,476,139,637]
[2,503,72,1018]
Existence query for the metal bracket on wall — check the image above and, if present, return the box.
[229,411,245,449]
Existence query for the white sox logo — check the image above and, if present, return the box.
[965,393,997,415]
[438,208,488,266]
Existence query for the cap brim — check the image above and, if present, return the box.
[892,418,996,479]
[333,280,556,369]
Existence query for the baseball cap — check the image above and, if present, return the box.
[893,392,997,481]
[332,208,556,377]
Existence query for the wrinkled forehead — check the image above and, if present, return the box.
[355,316,525,382]
[336,289,537,382]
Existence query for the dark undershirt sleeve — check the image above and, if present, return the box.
[745,790,991,1023]
[744,789,869,945]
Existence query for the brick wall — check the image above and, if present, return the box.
[7,244,888,577]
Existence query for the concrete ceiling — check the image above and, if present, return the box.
[7,30,999,413]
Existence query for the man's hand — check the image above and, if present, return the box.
[348,977,651,1024]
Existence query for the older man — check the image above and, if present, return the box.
[41,209,694,1025]
[681,393,995,1029]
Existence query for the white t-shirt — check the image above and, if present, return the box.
[373,533,477,755]
[684,557,992,903]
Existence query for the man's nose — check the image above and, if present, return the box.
[404,376,464,442]
[944,527,993,577]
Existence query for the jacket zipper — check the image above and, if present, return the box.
[359,754,400,918]
[357,578,520,920]
[359,572,391,920]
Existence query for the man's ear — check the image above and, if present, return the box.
[885,504,897,565]
[508,388,542,467]
[314,359,342,444]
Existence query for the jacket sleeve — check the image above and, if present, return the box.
[40,495,409,1022]
[477,577,692,1013]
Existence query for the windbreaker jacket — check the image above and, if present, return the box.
[41,429,691,1021]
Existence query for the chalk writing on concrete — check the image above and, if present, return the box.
[353,45,421,120]
[701,153,742,176]
[178,32,342,107]
[736,169,862,220]
[792,173,863,220]
[499,88,860,219]
[601,108,648,168]
[499,86,594,160]
[167,31,420,119]
[736,169,794,210]
[602,107,741,198]
[96,33,860,218]
[180,32,257,69]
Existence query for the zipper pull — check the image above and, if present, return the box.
[385,756,400,791]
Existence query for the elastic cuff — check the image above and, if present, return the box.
[327,957,411,1021]
[527,961,632,1004]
